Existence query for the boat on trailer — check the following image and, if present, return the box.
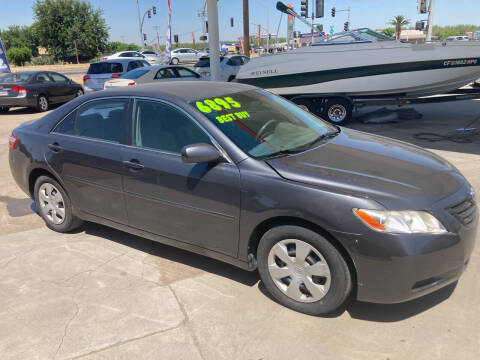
[236,29,480,124]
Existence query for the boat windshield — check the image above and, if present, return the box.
[313,28,394,45]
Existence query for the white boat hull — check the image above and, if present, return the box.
[236,41,480,97]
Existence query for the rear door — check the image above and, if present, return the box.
[121,98,241,256]
[47,98,130,224]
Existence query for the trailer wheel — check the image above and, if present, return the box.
[323,98,353,125]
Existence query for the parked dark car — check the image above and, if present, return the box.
[8,82,477,315]
[0,71,83,112]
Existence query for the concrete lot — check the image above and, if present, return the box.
[0,100,479,359]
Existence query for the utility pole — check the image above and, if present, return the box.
[153,26,161,52]
[73,40,79,64]
[426,0,435,41]
[192,32,196,49]
[243,0,250,56]
[207,0,221,81]
[257,24,261,49]
[198,1,207,51]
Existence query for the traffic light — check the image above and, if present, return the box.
[331,7,336,17]
[174,34,179,43]
[152,6,156,15]
[230,17,234,27]
[147,10,151,18]
[344,22,349,31]
[143,33,147,41]
[315,0,324,18]
[316,24,323,33]
[206,21,208,33]
[418,0,427,14]
[415,21,425,30]
[300,0,308,18]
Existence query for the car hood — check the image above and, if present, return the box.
[265,128,466,209]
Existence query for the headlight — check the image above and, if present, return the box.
[353,209,447,234]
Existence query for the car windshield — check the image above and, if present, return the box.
[88,62,123,74]
[120,68,150,79]
[0,72,32,83]
[191,90,338,158]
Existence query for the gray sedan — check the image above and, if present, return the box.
[103,65,202,89]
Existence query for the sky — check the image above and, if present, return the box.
[0,0,479,46]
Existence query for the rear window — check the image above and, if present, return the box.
[194,56,225,68]
[88,62,123,74]
[120,68,150,79]
[0,73,32,83]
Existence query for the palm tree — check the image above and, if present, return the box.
[388,15,411,40]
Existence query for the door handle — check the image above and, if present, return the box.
[48,142,63,152]
[123,159,144,170]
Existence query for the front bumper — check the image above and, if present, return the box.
[336,185,477,304]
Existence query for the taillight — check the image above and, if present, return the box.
[11,86,27,96]
[83,75,91,82]
[103,57,108,60]
[112,73,122,78]
[8,135,18,149]
[127,81,136,86]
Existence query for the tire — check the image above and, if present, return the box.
[36,95,49,112]
[76,89,84,97]
[34,175,83,233]
[323,97,353,125]
[0,106,10,113]
[257,225,352,316]
[171,57,179,65]
[227,75,236,82]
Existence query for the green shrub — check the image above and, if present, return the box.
[6,47,32,66]
[30,55,56,65]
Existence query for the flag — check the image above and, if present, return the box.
[0,37,11,73]
[166,0,172,60]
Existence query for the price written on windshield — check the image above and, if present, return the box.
[216,111,250,123]
[195,97,241,113]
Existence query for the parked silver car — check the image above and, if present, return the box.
[193,55,250,82]
[140,50,162,65]
[103,65,202,89]
[83,59,150,92]
[168,48,207,64]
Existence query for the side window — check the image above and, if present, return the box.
[140,60,150,67]
[242,56,250,64]
[75,99,129,143]
[112,63,123,73]
[54,111,77,135]
[155,68,177,79]
[49,73,69,83]
[132,99,211,153]
[119,52,128,57]
[127,61,139,72]
[175,67,200,78]
[35,73,53,83]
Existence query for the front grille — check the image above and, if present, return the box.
[449,197,477,225]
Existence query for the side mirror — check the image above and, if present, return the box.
[181,143,223,163]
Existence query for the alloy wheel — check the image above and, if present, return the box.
[76,89,84,97]
[267,239,331,303]
[327,104,347,123]
[38,183,66,225]
[38,96,48,111]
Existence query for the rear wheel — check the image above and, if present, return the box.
[34,176,83,232]
[76,89,84,97]
[257,225,352,315]
[171,57,179,65]
[0,106,10,113]
[36,95,49,112]
[227,75,236,82]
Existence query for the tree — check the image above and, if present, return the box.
[32,0,109,61]
[105,42,141,54]
[0,26,39,56]
[388,15,411,40]
[379,28,395,38]
[6,47,33,66]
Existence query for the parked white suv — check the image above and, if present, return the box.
[168,48,207,64]
[193,55,250,82]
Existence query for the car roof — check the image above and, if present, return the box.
[88,81,255,103]
[91,58,144,65]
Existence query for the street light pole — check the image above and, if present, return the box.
[136,0,143,47]
[207,0,221,81]
[426,0,435,42]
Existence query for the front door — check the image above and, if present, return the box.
[47,98,130,224]
[48,72,75,102]
[122,99,241,256]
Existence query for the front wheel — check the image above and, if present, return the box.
[170,57,179,65]
[34,176,83,232]
[257,225,352,315]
